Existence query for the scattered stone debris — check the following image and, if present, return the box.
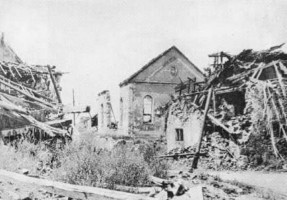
[149,170,261,200]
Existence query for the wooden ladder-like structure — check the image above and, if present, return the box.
[0,74,56,108]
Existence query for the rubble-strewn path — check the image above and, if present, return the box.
[206,171,287,197]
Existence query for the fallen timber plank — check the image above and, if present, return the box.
[155,152,208,159]
[179,86,243,98]
[148,176,204,200]
[0,92,56,112]
[45,118,73,127]
[0,169,155,200]
[106,185,160,194]
[189,102,233,135]
[207,114,233,134]
[0,77,56,108]
[20,114,69,136]
[0,99,28,114]
[0,73,55,103]
[149,176,173,186]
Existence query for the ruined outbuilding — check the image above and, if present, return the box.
[166,44,287,169]
[119,46,205,135]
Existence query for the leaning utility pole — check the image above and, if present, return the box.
[72,89,76,126]
[192,88,213,169]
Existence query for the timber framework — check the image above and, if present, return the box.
[0,33,72,144]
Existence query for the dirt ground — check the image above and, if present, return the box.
[1,169,287,200]
[0,175,68,200]
[205,170,287,198]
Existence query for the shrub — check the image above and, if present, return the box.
[52,134,170,188]
[0,141,45,174]
[0,131,170,189]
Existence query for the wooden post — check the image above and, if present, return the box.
[72,89,76,126]
[40,130,42,141]
[192,88,213,169]
[187,78,191,93]
[47,65,62,104]
[213,90,216,115]
[274,62,286,97]
[109,102,117,124]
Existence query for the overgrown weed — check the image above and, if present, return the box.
[52,133,170,188]
[0,132,170,189]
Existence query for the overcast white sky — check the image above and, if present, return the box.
[1,0,287,117]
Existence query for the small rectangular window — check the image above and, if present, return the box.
[175,128,184,141]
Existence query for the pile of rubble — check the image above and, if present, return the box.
[166,132,246,171]
[167,129,287,171]
[199,132,247,170]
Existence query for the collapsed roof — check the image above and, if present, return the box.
[0,34,68,137]
[172,43,287,158]
[206,43,287,88]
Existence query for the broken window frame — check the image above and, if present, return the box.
[175,128,184,141]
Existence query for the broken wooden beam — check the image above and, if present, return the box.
[45,118,73,127]
[179,86,243,98]
[155,152,208,159]
[149,176,173,186]
[192,88,213,169]
[47,65,62,104]
[0,76,56,108]
[215,86,244,95]
[189,101,233,135]
[0,169,155,200]
[212,90,216,115]
[20,114,67,136]
[62,105,90,114]
[207,115,233,134]
[0,99,28,114]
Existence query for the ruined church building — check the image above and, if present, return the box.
[118,46,205,135]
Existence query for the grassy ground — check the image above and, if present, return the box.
[0,131,169,189]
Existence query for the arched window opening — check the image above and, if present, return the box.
[143,95,153,123]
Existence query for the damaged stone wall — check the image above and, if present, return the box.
[119,84,133,134]
[97,90,112,132]
[166,107,202,151]
[119,82,174,135]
